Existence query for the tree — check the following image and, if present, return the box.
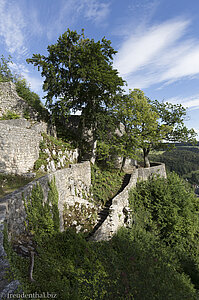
[151,100,197,144]
[0,55,14,82]
[114,89,196,168]
[27,29,124,162]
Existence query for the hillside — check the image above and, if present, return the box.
[149,145,199,190]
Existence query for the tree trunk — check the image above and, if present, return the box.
[120,156,126,172]
[90,139,97,165]
[143,148,150,168]
[29,251,35,282]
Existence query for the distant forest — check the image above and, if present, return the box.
[150,144,199,187]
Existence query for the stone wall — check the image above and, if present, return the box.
[90,163,166,241]
[0,122,42,175]
[0,119,48,133]
[0,161,167,294]
[0,82,38,119]
[0,161,95,295]
[0,161,96,238]
[0,119,78,175]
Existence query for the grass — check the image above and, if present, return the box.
[91,164,125,205]
[0,173,33,198]
[4,228,198,300]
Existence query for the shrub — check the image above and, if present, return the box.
[91,164,124,205]
[129,172,199,289]
[24,178,60,241]
[0,110,20,120]
[15,77,49,121]
[5,228,198,299]
[129,172,199,247]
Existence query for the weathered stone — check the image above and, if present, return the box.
[0,280,21,297]
[0,81,38,119]
[90,163,166,241]
[0,122,42,175]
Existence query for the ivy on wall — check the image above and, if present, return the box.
[24,177,60,241]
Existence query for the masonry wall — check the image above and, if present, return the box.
[90,163,167,241]
[0,119,78,175]
[0,162,166,294]
[0,82,38,119]
[0,122,42,175]
[0,161,95,238]
[0,161,95,295]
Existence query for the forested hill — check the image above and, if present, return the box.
[150,145,199,188]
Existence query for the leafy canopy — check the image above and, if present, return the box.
[27,29,124,129]
[112,89,196,167]
[112,89,170,166]
[151,100,197,144]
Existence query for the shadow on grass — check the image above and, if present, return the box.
[7,227,199,300]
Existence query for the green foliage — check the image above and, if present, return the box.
[184,169,199,185]
[113,89,170,167]
[0,55,14,82]
[151,100,197,144]
[15,77,49,121]
[91,164,124,205]
[27,29,124,157]
[3,223,26,289]
[129,172,199,247]
[129,172,199,289]
[34,133,73,171]
[48,177,60,232]
[0,55,48,121]
[41,132,72,152]
[0,173,32,198]
[150,147,199,177]
[24,178,60,241]
[5,173,199,298]
[0,110,20,120]
[113,89,196,168]
[6,228,198,299]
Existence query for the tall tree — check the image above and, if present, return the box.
[27,29,124,162]
[0,55,14,82]
[150,100,197,144]
[114,89,196,168]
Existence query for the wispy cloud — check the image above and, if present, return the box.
[82,0,110,23]
[47,0,110,40]
[9,61,43,94]
[0,0,28,56]
[114,17,199,89]
[166,94,199,111]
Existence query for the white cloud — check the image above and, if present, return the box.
[114,17,199,89]
[82,0,110,23]
[47,0,110,39]
[166,94,199,110]
[0,0,28,56]
[114,18,189,75]
[9,61,43,95]
[193,128,199,137]
[24,74,44,94]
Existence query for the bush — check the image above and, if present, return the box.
[24,178,60,241]
[129,172,199,248]
[0,110,20,120]
[15,78,49,121]
[5,228,198,299]
[129,172,199,289]
[91,164,124,205]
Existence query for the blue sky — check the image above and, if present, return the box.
[0,0,199,138]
